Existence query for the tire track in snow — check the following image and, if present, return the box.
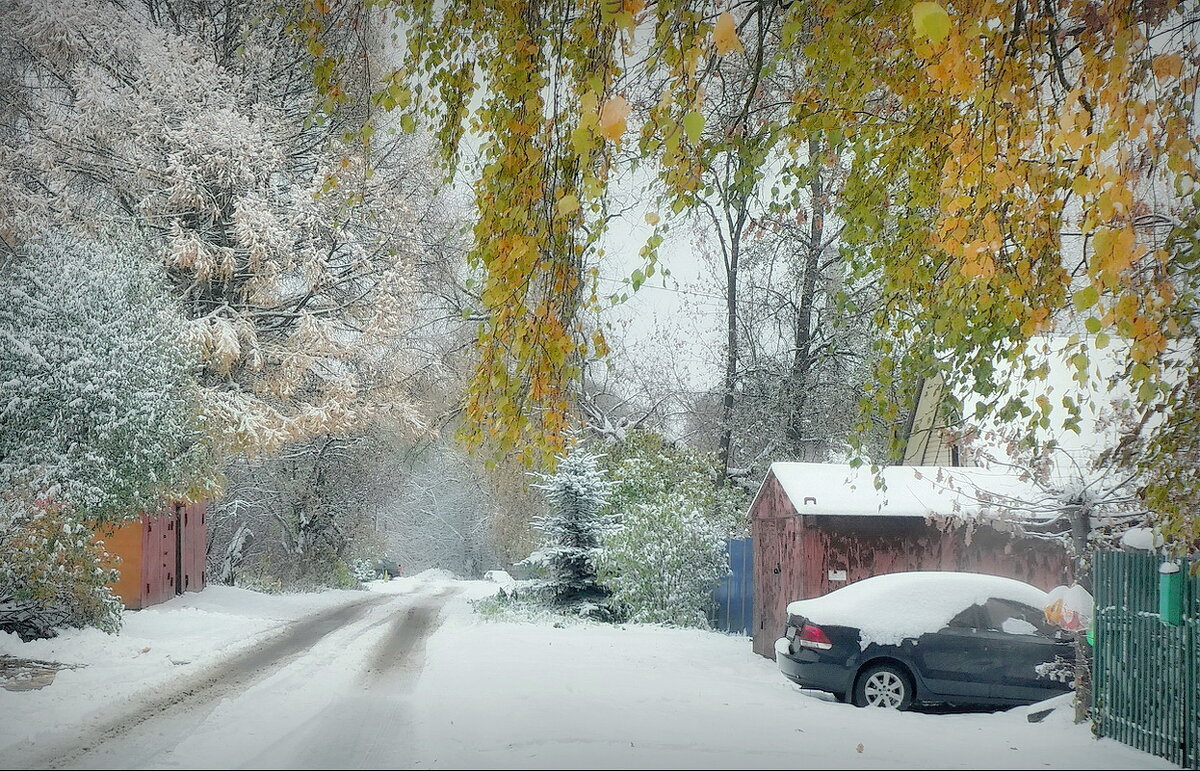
[19,593,392,770]
[240,586,460,770]
[363,586,457,684]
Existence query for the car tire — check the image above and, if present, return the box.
[853,663,914,710]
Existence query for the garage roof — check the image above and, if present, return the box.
[754,462,1058,521]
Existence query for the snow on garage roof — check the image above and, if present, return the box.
[755,462,1057,521]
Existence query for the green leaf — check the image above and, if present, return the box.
[1084,317,1102,334]
[400,114,416,133]
[912,2,951,43]
[683,111,705,143]
[631,269,645,290]
[1072,285,1099,311]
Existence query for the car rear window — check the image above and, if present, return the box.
[981,598,1056,636]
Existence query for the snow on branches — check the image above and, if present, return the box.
[522,449,615,615]
[0,237,196,519]
[0,0,429,458]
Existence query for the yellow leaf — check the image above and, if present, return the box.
[1152,54,1183,81]
[644,211,660,225]
[598,95,630,142]
[912,2,951,43]
[592,330,610,358]
[713,12,744,56]
[557,194,580,216]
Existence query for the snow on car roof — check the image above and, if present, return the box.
[786,571,1050,649]
[759,462,1056,520]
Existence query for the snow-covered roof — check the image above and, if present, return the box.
[785,570,1050,648]
[754,462,1052,520]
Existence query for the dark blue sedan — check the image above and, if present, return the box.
[774,572,1075,710]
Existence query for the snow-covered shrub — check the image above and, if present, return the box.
[599,493,730,627]
[350,558,380,584]
[521,450,615,615]
[0,500,123,641]
[0,236,199,519]
[595,431,740,626]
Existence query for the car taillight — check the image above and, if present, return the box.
[797,623,833,650]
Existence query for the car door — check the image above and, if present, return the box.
[911,604,995,700]
[978,598,1074,702]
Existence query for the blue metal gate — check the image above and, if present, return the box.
[712,537,753,635]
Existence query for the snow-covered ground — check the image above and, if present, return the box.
[0,573,1173,770]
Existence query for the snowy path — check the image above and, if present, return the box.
[3,582,456,770]
[0,575,1176,770]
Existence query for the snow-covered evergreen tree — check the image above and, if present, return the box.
[599,494,730,628]
[523,450,615,614]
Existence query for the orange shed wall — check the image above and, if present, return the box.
[94,501,208,611]
[95,518,147,610]
[180,501,206,593]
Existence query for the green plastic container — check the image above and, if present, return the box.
[1158,561,1183,626]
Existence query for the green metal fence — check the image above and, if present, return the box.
[1094,551,1199,768]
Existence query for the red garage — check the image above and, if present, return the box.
[96,501,207,610]
[750,463,1071,658]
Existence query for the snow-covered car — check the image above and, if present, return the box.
[774,571,1074,710]
[375,558,401,579]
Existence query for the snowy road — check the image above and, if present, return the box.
[5,583,456,770]
[0,575,1175,770]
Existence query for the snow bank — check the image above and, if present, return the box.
[786,571,1049,649]
[483,570,516,585]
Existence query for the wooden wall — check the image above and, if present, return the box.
[96,502,207,610]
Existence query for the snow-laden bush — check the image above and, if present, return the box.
[0,500,123,641]
[0,236,199,519]
[599,493,730,627]
[350,558,379,584]
[521,450,615,616]
[594,431,740,626]
[602,431,745,538]
[0,236,199,639]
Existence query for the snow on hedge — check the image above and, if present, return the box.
[786,571,1049,649]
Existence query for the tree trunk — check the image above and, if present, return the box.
[784,136,827,457]
[1067,500,1093,724]
[718,239,739,483]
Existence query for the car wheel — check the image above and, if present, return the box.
[853,663,914,710]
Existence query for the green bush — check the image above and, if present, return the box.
[599,493,729,627]
[0,502,123,641]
